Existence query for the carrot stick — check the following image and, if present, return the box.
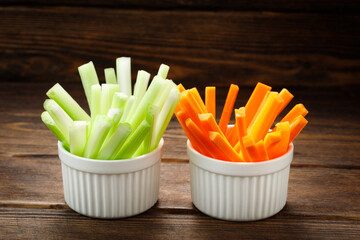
[264,130,282,149]
[267,121,290,159]
[198,113,225,138]
[289,115,308,143]
[175,111,212,157]
[281,103,308,124]
[248,92,283,143]
[205,86,216,118]
[245,82,271,127]
[234,142,241,153]
[209,131,243,162]
[242,135,257,162]
[219,84,239,134]
[178,90,202,126]
[276,88,294,116]
[186,119,230,161]
[226,125,239,147]
[235,107,252,162]
[189,88,207,113]
[178,83,186,93]
[254,140,269,162]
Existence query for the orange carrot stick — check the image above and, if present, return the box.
[177,83,186,93]
[226,125,239,147]
[264,130,282,149]
[209,131,243,162]
[175,110,212,157]
[267,121,290,159]
[276,88,294,116]
[254,140,269,162]
[219,84,239,134]
[242,135,257,162]
[186,119,230,161]
[289,115,308,143]
[198,113,225,138]
[281,103,308,123]
[235,108,252,162]
[189,88,207,113]
[205,86,216,118]
[179,90,202,126]
[245,82,271,127]
[248,92,284,143]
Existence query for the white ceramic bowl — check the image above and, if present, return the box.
[58,139,163,218]
[187,140,293,221]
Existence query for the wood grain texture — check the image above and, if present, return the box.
[1,7,360,88]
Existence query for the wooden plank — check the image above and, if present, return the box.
[1,0,360,13]
[0,207,359,239]
[1,7,360,87]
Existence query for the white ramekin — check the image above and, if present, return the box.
[187,140,293,221]
[58,139,163,218]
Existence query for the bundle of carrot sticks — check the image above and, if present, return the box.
[175,82,308,162]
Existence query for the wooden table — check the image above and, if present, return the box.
[1,1,360,239]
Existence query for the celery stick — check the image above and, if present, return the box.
[125,70,150,121]
[90,85,101,121]
[102,108,124,145]
[100,84,111,114]
[46,83,90,121]
[157,64,170,79]
[120,95,134,122]
[43,99,73,143]
[128,76,166,130]
[116,57,132,96]
[41,111,69,149]
[108,84,120,108]
[78,61,100,108]
[111,92,128,109]
[83,115,113,159]
[97,123,132,160]
[150,87,181,150]
[153,79,172,111]
[114,119,151,159]
[69,121,88,156]
[104,68,117,84]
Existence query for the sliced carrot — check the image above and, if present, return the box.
[289,115,308,143]
[179,90,202,126]
[198,113,225,138]
[189,88,207,113]
[205,86,216,118]
[264,130,282,149]
[242,135,257,161]
[254,140,269,162]
[209,131,243,162]
[175,110,212,157]
[219,84,239,134]
[234,142,241,152]
[235,107,252,162]
[248,91,270,128]
[186,119,230,161]
[267,121,290,159]
[276,88,294,117]
[226,125,239,147]
[245,82,271,128]
[177,83,186,93]
[281,103,308,124]
[248,92,284,143]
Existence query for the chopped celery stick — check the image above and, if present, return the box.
[116,57,132,96]
[83,115,113,159]
[90,85,101,121]
[125,70,150,121]
[41,111,69,149]
[157,64,170,79]
[104,68,117,84]
[108,84,120,108]
[128,76,166,130]
[100,84,112,114]
[133,105,159,157]
[111,92,128,109]
[150,87,181,150]
[120,95,134,122]
[153,79,172,111]
[43,99,73,143]
[46,83,90,121]
[69,121,88,156]
[97,123,132,160]
[102,108,124,145]
[78,61,100,108]
[114,119,151,159]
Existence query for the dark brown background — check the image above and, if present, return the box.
[0,1,359,239]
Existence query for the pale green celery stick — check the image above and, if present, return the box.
[41,111,69,149]
[133,105,159,157]
[78,61,100,108]
[125,70,150,121]
[150,87,181,150]
[46,83,90,121]
[111,92,128,109]
[69,121,88,156]
[116,57,132,96]
[43,99,73,143]
[153,79,172,111]
[108,84,120,109]
[114,119,151,159]
[157,64,170,79]
[102,108,124,145]
[97,123,132,160]
[100,84,111,114]
[128,76,166,130]
[120,95,134,122]
[83,115,113,159]
[104,68,117,84]
[90,85,101,122]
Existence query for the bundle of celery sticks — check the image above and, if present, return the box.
[41,57,181,160]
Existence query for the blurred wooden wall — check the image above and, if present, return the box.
[1,0,359,90]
